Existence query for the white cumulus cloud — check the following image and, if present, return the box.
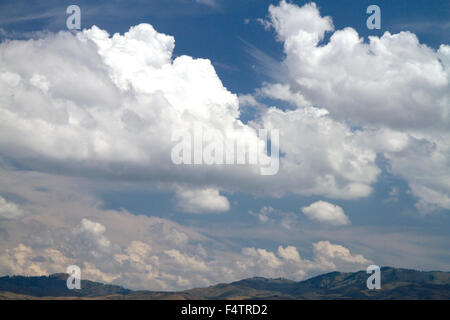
[175,187,230,213]
[0,22,385,202]
[302,201,350,226]
[254,0,450,212]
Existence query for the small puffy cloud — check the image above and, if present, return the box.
[0,244,69,276]
[313,241,369,270]
[165,249,209,272]
[0,196,24,219]
[175,187,230,213]
[302,201,351,226]
[115,240,152,265]
[72,218,111,252]
[242,247,283,269]
[277,245,301,262]
[267,1,334,44]
[249,206,298,229]
[249,206,275,223]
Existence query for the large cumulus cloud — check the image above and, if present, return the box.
[255,1,450,212]
[0,0,449,291]
[0,21,381,203]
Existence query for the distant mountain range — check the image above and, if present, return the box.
[1,267,449,300]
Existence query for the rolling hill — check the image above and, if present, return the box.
[0,267,449,300]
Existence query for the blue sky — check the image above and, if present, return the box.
[0,0,449,290]
[2,0,449,92]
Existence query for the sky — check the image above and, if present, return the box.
[0,0,449,291]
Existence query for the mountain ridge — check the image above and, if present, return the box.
[1,267,449,300]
